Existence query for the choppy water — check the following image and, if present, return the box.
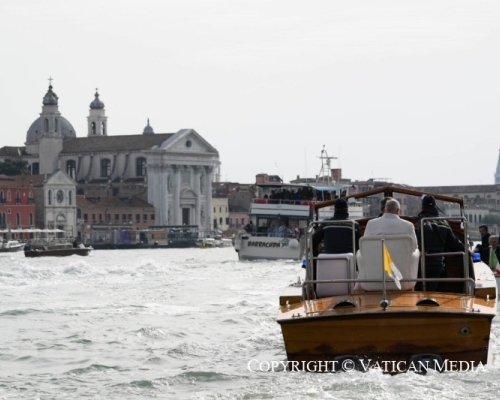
[1,247,499,399]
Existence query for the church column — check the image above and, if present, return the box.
[173,165,181,225]
[205,166,213,232]
[194,166,202,230]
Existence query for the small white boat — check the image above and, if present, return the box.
[0,240,25,253]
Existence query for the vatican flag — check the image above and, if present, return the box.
[383,243,403,290]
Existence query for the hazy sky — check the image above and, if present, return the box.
[1,0,499,187]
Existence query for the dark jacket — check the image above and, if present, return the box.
[475,234,491,254]
[416,221,465,268]
[312,211,360,255]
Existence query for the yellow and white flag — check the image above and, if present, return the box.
[383,243,403,290]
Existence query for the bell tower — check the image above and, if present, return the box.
[87,89,108,136]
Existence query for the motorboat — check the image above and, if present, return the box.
[277,186,497,373]
[24,242,92,257]
[0,240,25,253]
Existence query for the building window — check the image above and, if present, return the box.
[31,163,39,175]
[16,212,20,226]
[122,214,126,221]
[99,214,103,221]
[91,122,96,135]
[136,157,147,177]
[7,190,11,201]
[48,190,52,205]
[0,191,4,204]
[84,213,88,222]
[44,118,49,132]
[92,213,96,222]
[151,214,155,221]
[128,214,132,221]
[115,214,119,221]
[143,214,147,221]
[66,160,77,179]
[55,118,58,132]
[68,190,72,205]
[213,207,216,213]
[101,159,111,178]
[15,190,21,204]
[30,213,33,226]
[136,214,140,222]
[219,217,223,225]
[106,214,111,223]
[102,122,106,135]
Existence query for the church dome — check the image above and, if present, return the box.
[43,85,58,106]
[90,91,105,109]
[143,118,154,135]
[26,116,76,143]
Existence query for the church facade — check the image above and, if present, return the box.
[0,84,220,236]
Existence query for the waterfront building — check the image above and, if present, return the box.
[0,83,221,236]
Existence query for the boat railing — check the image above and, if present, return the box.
[304,219,357,283]
[301,277,475,302]
[252,198,313,206]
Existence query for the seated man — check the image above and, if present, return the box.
[416,195,464,291]
[364,199,418,248]
[356,199,419,291]
[312,198,360,256]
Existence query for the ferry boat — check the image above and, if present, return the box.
[233,183,312,261]
[277,186,497,373]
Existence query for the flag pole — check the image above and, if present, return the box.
[380,239,388,310]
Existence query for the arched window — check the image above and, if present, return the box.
[66,160,77,179]
[30,213,33,226]
[68,190,72,205]
[44,118,49,132]
[15,190,20,204]
[16,212,20,226]
[91,122,96,135]
[102,122,106,135]
[0,190,4,203]
[101,159,111,178]
[48,190,52,205]
[136,157,147,176]
[55,118,58,132]
[7,190,11,201]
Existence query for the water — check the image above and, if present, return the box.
[1,248,500,399]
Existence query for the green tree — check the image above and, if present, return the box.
[0,159,29,176]
[482,214,500,226]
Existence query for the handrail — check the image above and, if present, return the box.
[301,277,475,302]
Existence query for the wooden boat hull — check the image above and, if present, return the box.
[277,292,495,372]
[24,248,91,257]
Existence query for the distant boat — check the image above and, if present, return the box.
[24,242,92,257]
[0,240,25,253]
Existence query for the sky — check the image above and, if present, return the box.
[1,0,499,187]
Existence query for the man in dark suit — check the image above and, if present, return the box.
[481,235,500,272]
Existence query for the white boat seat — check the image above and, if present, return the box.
[355,235,420,291]
[316,253,354,297]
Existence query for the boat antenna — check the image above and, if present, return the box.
[318,145,337,184]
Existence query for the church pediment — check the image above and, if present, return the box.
[180,188,197,199]
[45,170,75,186]
[159,129,218,154]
